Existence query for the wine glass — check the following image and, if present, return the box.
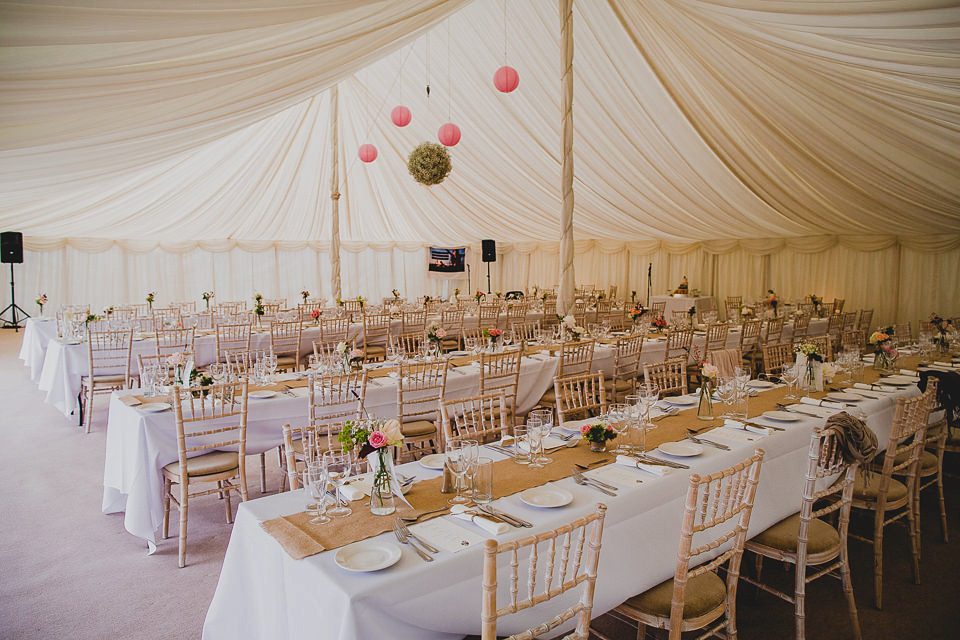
[528,411,554,465]
[304,462,331,525]
[637,382,660,452]
[781,363,800,401]
[715,376,737,419]
[460,439,480,499]
[323,450,353,517]
[208,362,225,384]
[264,352,278,382]
[445,441,472,504]
[502,331,513,347]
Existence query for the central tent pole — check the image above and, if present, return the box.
[329,84,342,301]
[557,0,576,316]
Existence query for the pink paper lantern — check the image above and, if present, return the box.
[358,144,378,163]
[390,105,412,127]
[493,65,520,93]
[437,123,461,147]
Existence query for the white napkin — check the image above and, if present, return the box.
[338,477,371,501]
[449,504,511,535]
[800,397,845,410]
[723,419,773,435]
[288,386,310,397]
[705,427,762,444]
[854,382,897,394]
[899,369,920,379]
[615,455,669,477]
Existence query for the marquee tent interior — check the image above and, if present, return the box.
[1,0,959,325]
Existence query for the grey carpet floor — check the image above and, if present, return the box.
[1,330,957,639]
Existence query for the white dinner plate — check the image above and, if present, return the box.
[62,339,83,345]
[519,487,574,508]
[139,402,172,413]
[274,372,300,381]
[249,390,276,399]
[418,453,446,470]
[826,392,860,402]
[762,410,800,422]
[746,379,776,389]
[449,350,469,357]
[132,337,146,342]
[882,375,916,385]
[657,441,703,457]
[663,396,697,407]
[334,540,402,572]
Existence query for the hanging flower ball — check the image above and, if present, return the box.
[358,144,378,163]
[408,142,452,186]
[390,105,412,127]
[437,123,461,147]
[493,66,520,93]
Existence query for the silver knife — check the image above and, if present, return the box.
[633,454,689,470]
[405,531,439,553]
[687,435,730,451]
[480,505,533,528]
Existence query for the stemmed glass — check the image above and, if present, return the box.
[637,382,660,452]
[445,441,473,504]
[607,403,631,454]
[304,463,331,525]
[715,377,737,418]
[208,362,225,384]
[264,353,278,383]
[780,363,800,401]
[323,450,353,517]
[460,439,480,500]
[502,331,514,347]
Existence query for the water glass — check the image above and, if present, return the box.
[445,441,472,504]
[607,403,631,454]
[323,450,353,518]
[524,420,545,470]
[512,426,531,465]
[472,457,494,503]
[304,463,331,525]
[141,368,157,398]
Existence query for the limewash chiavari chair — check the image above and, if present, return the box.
[269,319,304,371]
[598,451,764,640]
[761,342,795,377]
[163,380,248,568]
[706,347,742,379]
[858,309,874,331]
[152,307,181,328]
[664,327,693,362]
[440,391,511,445]
[803,335,832,361]
[400,310,427,334]
[725,298,741,323]
[542,299,558,326]
[554,371,607,426]
[830,299,845,315]
[743,428,862,640]
[850,388,935,608]
[479,349,523,425]
[216,323,252,364]
[392,331,425,357]
[791,313,812,349]
[281,422,348,491]
[738,318,764,373]
[481,504,608,640]
[643,357,688,397]
[893,322,913,347]
[650,300,667,321]
[510,319,541,344]
[538,339,597,414]
[172,301,196,314]
[841,329,866,353]
[763,316,786,345]
[841,311,857,333]
[318,316,350,346]
[439,309,465,351]
[81,328,134,433]
[604,332,644,403]
[155,327,195,359]
[361,312,391,363]
[478,304,501,329]
[704,322,729,352]
[669,309,690,327]
[505,301,528,322]
[396,360,448,461]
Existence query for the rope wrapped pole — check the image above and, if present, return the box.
[329,84,342,301]
[557,0,576,317]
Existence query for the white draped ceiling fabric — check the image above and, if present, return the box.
[1,0,958,324]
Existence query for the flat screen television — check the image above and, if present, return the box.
[427,247,466,273]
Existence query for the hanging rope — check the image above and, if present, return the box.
[557,0,576,316]
[329,84,342,301]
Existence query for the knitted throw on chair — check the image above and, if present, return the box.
[825,411,878,465]
[919,369,960,428]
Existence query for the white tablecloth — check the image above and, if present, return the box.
[18,317,58,382]
[650,295,714,322]
[201,384,913,640]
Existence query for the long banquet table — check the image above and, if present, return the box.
[201,369,917,640]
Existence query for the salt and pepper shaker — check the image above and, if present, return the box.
[440,465,454,493]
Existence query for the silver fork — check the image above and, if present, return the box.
[397,506,449,523]
[394,517,439,553]
[392,520,433,562]
[571,467,619,491]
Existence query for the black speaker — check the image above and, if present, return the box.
[481,239,496,263]
[1,232,23,264]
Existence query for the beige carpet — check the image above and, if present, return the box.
[1,328,958,639]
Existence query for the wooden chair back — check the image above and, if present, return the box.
[871,389,935,510]
[554,371,607,425]
[171,380,248,475]
[664,327,693,361]
[761,342,794,376]
[841,311,858,332]
[650,300,667,320]
[87,328,133,382]
[478,304,501,328]
[152,307,181,328]
[397,360,448,425]
[831,299,845,315]
[216,323,252,363]
[270,319,303,358]
[392,331,425,357]
[505,302,529,321]
[155,327,195,359]
[480,349,523,421]
[763,317,785,345]
[738,319,763,353]
[440,391,511,445]
[802,335,832,361]
[610,333,644,388]
[858,309,874,331]
[644,357,688,396]
[510,320,541,344]
[557,339,596,378]
[361,312,391,361]
[308,371,367,438]
[670,309,691,327]
[481,504,608,640]
[704,323,729,351]
[893,322,912,346]
[401,310,427,334]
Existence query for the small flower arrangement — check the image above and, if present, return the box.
[392,288,400,300]
[596,291,606,301]
[700,362,719,381]
[338,418,405,459]
[581,423,616,444]
[426,321,446,344]
[84,313,101,326]
[335,341,364,370]
[740,306,754,318]
[483,327,503,345]
[494,290,502,298]
[356,295,365,309]
[687,305,696,318]
[796,342,824,363]
[103,305,115,316]
[475,290,485,303]
[36,293,47,313]
[202,290,214,310]
[453,287,460,296]
[146,291,156,309]
[310,309,321,324]
[810,294,822,313]
[631,290,637,303]
[301,290,310,303]
[422,295,432,306]
[253,293,264,316]
[869,328,899,356]
[652,315,667,329]
[629,305,646,322]
[335,297,344,307]
[560,315,585,339]
[929,313,954,351]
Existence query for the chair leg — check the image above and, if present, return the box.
[840,545,862,640]
[259,452,267,493]
[161,477,171,540]
[937,471,949,543]
[178,481,189,568]
[907,495,921,585]
[873,509,885,609]
[635,622,646,640]
[224,481,234,524]
[84,387,93,433]
[794,564,807,640]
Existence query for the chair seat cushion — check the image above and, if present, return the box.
[892,449,938,473]
[539,388,556,405]
[750,514,840,555]
[622,570,726,619]
[401,420,436,438]
[853,472,908,502]
[163,451,239,478]
[365,346,386,358]
[603,378,635,393]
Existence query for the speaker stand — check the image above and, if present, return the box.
[486,262,492,294]
[0,263,29,331]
